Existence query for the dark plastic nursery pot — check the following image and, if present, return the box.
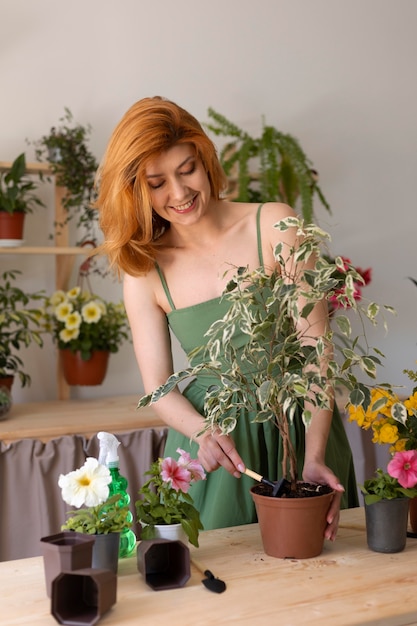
[137,538,190,590]
[51,568,117,625]
[40,531,95,598]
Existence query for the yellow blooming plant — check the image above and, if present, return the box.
[42,286,131,360]
[348,369,417,452]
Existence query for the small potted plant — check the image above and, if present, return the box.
[41,285,130,386]
[135,448,206,548]
[0,152,45,243]
[205,108,330,224]
[32,108,99,245]
[0,269,44,389]
[360,450,417,553]
[58,456,133,572]
[138,218,393,558]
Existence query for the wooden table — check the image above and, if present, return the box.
[2,508,417,626]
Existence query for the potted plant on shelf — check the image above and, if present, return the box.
[32,108,99,246]
[0,269,44,390]
[205,108,331,224]
[360,451,417,553]
[136,448,206,548]
[138,217,393,559]
[0,152,45,244]
[41,285,130,386]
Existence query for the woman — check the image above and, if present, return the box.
[97,96,358,541]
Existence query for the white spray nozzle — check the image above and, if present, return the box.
[97,431,121,466]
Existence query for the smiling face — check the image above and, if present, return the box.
[146,143,212,226]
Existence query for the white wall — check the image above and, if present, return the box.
[1,0,416,405]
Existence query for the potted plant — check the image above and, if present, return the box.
[0,269,44,389]
[138,217,393,558]
[360,450,417,553]
[0,152,45,243]
[205,108,331,224]
[32,108,99,245]
[135,448,206,548]
[41,285,130,386]
[57,456,133,574]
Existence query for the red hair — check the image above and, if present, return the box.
[96,96,227,275]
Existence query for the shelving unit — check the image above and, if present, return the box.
[0,160,91,399]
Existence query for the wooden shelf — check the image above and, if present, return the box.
[0,246,88,254]
[0,161,52,175]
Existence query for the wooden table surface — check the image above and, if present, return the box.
[0,395,163,443]
[2,507,417,626]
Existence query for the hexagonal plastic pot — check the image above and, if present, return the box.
[137,539,190,590]
[51,568,117,625]
[40,532,95,598]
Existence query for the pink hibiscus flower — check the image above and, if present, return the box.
[387,450,417,488]
[176,448,206,482]
[160,457,192,493]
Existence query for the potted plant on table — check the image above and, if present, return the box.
[0,152,45,244]
[0,269,44,390]
[138,217,393,558]
[41,456,133,584]
[41,285,130,386]
[360,450,417,553]
[136,448,206,548]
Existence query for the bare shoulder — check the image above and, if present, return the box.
[123,268,160,312]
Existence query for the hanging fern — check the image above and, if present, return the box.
[205,108,331,223]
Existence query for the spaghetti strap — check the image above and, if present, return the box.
[155,263,176,311]
[256,203,265,268]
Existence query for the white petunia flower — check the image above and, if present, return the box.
[58,457,111,508]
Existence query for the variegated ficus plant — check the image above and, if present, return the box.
[138,217,394,490]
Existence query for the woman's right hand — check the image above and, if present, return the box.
[196,430,245,478]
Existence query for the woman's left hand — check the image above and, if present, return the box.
[302,460,345,541]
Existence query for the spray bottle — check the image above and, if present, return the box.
[97,431,137,558]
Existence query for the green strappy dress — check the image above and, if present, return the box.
[158,205,358,531]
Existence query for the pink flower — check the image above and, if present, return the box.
[176,448,206,482]
[160,457,192,493]
[387,450,417,488]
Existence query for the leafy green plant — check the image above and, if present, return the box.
[32,108,99,244]
[136,450,206,547]
[0,387,12,418]
[206,108,330,223]
[138,218,394,488]
[0,153,44,214]
[360,468,417,505]
[0,270,44,387]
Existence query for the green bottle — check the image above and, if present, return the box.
[97,431,136,558]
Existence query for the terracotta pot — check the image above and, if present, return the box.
[60,350,110,386]
[0,211,25,242]
[365,498,409,553]
[409,496,417,533]
[0,376,14,392]
[250,483,334,559]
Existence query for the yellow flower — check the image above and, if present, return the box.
[390,438,407,453]
[81,300,102,324]
[59,327,80,343]
[404,392,417,415]
[372,421,399,445]
[55,301,73,322]
[348,404,369,428]
[64,311,82,330]
[50,290,67,307]
[67,286,81,300]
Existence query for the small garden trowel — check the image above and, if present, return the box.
[244,468,289,497]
